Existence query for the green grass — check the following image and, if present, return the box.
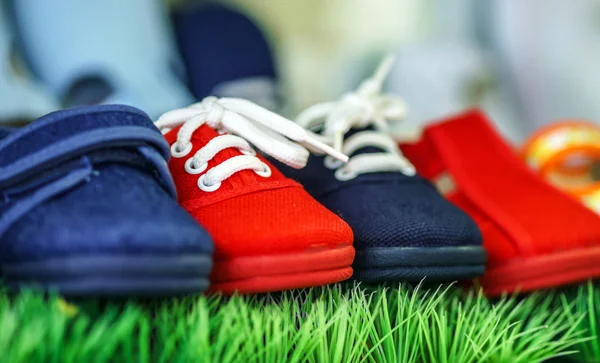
[0,282,598,362]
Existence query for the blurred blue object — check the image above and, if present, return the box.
[174,4,279,110]
[10,0,193,119]
[0,3,58,124]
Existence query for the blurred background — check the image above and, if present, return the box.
[2,0,600,144]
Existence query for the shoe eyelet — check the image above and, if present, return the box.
[323,155,344,170]
[240,148,257,156]
[198,174,221,192]
[171,142,192,158]
[184,158,208,175]
[255,162,272,178]
[335,167,357,181]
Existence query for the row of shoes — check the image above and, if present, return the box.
[9,52,600,298]
[0,57,488,297]
[3,1,600,297]
[10,49,600,298]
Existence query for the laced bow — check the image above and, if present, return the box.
[155,97,348,191]
[296,56,416,180]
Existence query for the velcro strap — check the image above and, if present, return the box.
[0,105,171,190]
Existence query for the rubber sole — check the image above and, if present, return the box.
[209,244,355,294]
[2,254,212,297]
[352,246,486,283]
[479,245,600,296]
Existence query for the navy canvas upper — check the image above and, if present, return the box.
[0,105,212,263]
[276,143,482,252]
[173,4,276,100]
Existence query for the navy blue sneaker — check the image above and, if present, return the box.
[174,4,279,110]
[273,57,486,283]
[0,105,213,296]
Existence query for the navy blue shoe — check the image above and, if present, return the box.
[0,105,213,296]
[274,57,486,283]
[174,4,279,110]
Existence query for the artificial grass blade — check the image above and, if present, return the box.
[0,283,595,362]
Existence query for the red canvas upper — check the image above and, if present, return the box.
[400,109,600,269]
[165,126,354,259]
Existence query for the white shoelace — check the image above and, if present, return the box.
[296,56,416,181]
[155,97,348,192]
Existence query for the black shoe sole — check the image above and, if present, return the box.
[352,246,486,283]
[2,254,212,297]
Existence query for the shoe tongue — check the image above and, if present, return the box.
[192,125,231,147]
[344,126,390,156]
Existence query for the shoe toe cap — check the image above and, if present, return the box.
[322,182,482,251]
[193,186,353,258]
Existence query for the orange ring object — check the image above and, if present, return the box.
[522,120,600,209]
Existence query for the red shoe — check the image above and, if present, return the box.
[155,97,355,294]
[400,109,600,296]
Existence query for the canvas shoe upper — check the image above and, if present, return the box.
[155,97,355,294]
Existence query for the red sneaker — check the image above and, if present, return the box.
[155,97,355,294]
[400,109,600,296]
